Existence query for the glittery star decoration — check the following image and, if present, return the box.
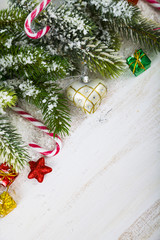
[127,0,138,5]
[28,157,52,183]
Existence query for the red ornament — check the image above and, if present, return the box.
[127,0,139,5]
[0,163,18,187]
[28,157,52,183]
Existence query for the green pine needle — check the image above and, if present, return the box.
[81,38,126,78]
[0,87,17,111]
[0,45,72,81]
[0,115,29,171]
[0,8,27,28]
[14,80,71,137]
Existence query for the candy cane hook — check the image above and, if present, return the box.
[24,0,51,39]
[12,107,62,158]
[143,0,160,10]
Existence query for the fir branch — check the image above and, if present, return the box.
[81,37,126,78]
[14,80,71,136]
[0,115,29,171]
[116,18,160,52]
[0,8,50,48]
[46,3,96,51]
[0,45,72,82]
[0,8,27,28]
[45,3,125,77]
[0,87,17,112]
[0,8,27,45]
[0,22,26,46]
[8,0,38,11]
[7,0,125,77]
[106,0,160,51]
[65,0,122,51]
[81,0,160,51]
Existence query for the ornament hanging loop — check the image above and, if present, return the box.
[24,0,51,39]
[81,61,90,84]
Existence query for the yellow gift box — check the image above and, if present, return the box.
[0,191,17,218]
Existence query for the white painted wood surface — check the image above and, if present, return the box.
[0,1,160,240]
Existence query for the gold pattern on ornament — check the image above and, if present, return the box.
[70,82,107,113]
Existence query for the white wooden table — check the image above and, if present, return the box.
[0,1,160,240]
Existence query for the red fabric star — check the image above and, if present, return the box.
[28,157,52,183]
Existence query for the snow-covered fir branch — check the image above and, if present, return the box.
[74,0,160,51]
[18,80,58,112]
[0,87,17,114]
[6,79,71,136]
[46,3,95,52]
[0,7,27,28]
[0,45,72,81]
[8,0,38,11]
[0,116,29,171]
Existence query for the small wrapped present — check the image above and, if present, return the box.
[0,191,17,218]
[126,49,151,77]
[0,163,18,187]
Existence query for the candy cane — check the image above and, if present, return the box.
[24,0,51,39]
[143,0,160,10]
[12,107,62,158]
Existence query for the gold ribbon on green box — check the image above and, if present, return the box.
[126,49,151,77]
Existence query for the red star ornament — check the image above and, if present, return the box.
[127,0,138,5]
[28,157,52,183]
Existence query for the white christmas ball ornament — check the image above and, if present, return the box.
[66,79,107,114]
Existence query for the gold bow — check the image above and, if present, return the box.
[129,51,146,74]
[0,169,17,182]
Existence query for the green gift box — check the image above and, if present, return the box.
[126,49,151,77]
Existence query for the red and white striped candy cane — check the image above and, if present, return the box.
[143,0,160,10]
[24,0,51,39]
[12,107,62,157]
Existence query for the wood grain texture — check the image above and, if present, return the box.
[119,200,160,240]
